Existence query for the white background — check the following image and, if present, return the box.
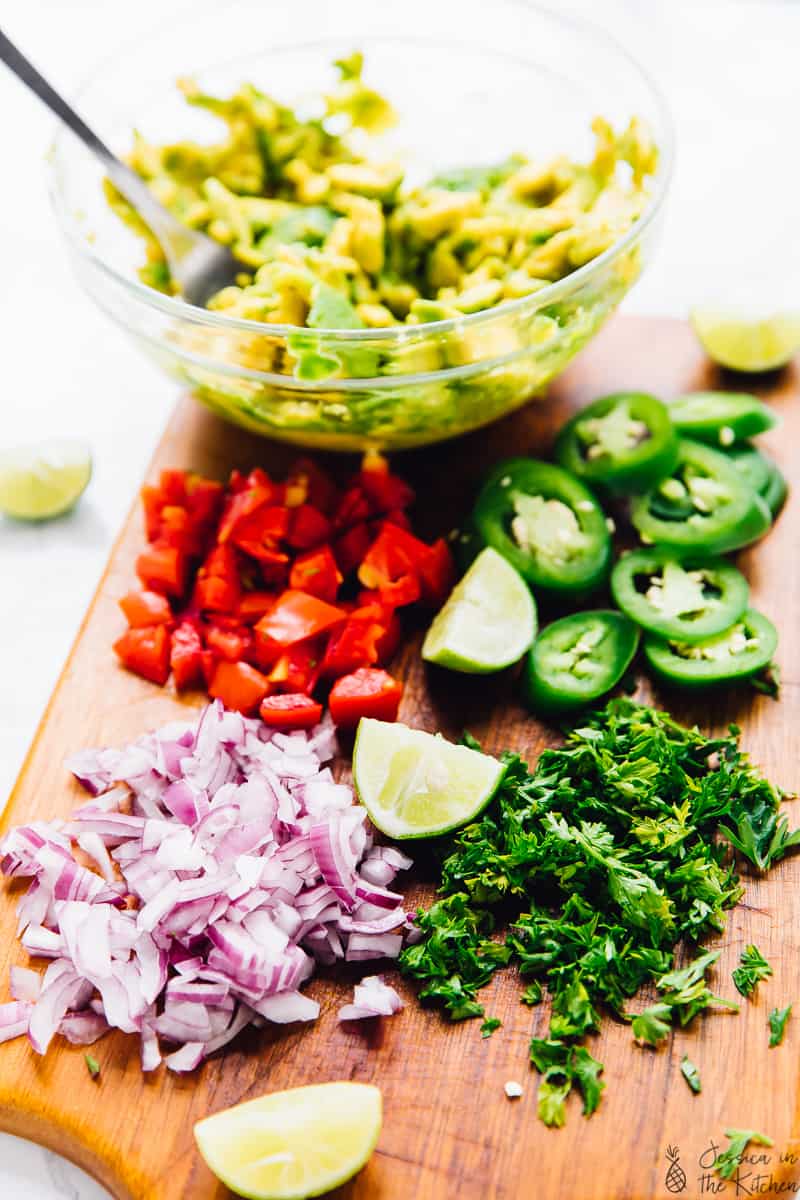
[1,1,798,1195]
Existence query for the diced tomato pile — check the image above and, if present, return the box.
[113,456,454,729]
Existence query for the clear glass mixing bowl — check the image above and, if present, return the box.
[49,0,673,451]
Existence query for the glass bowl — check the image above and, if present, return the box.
[49,0,673,451]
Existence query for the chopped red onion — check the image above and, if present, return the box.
[338,975,404,1021]
[0,1000,32,1044]
[1,703,411,1072]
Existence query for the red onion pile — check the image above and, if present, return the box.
[0,701,412,1072]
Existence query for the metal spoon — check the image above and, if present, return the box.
[0,28,241,306]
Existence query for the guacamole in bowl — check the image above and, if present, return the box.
[49,2,672,449]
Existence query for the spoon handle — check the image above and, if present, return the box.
[0,28,194,255]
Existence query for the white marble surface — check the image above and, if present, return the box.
[1,1,798,1195]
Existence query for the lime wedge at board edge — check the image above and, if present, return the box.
[194,1081,382,1200]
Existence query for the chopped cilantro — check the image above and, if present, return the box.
[520,981,543,1007]
[714,1129,773,1181]
[732,944,773,998]
[680,1054,701,1094]
[480,1017,502,1038]
[399,699,797,1126]
[84,1053,100,1079]
[768,1004,792,1047]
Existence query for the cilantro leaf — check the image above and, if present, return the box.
[570,1046,605,1115]
[480,1018,502,1038]
[521,981,543,1007]
[680,1054,701,1094]
[768,1004,792,1047]
[537,1070,572,1128]
[714,1129,773,1181]
[733,944,773,998]
[630,1003,673,1047]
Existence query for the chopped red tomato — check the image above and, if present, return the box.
[286,504,332,550]
[289,546,342,603]
[332,522,373,575]
[119,590,173,628]
[255,590,345,649]
[333,485,372,531]
[170,621,204,690]
[114,624,171,685]
[358,460,415,512]
[230,505,290,561]
[208,660,271,714]
[328,668,404,728]
[238,591,278,624]
[285,458,340,513]
[320,612,385,677]
[418,537,456,606]
[194,545,240,613]
[119,454,447,701]
[205,624,253,663]
[259,693,323,730]
[266,638,324,693]
[136,543,187,597]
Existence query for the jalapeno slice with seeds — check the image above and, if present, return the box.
[523,609,640,714]
[643,608,778,688]
[554,392,679,493]
[631,439,772,555]
[611,549,749,643]
[667,391,778,446]
[472,459,611,594]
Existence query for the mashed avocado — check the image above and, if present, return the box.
[108,52,657,332]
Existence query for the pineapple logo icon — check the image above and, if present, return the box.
[665,1145,687,1193]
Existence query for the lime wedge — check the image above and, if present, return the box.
[0,439,92,520]
[690,307,800,372]
[194,1082,382,1200]
[422,546,536,674]
[353,718,505,839]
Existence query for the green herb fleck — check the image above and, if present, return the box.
[520,981,543,1007]
[714,1129,773,1181]
[732,944,773,998]
[768,1004,792,1047]
[751,661,781,699]
[680,1054,701,1093]
[480,1017,502,1038]
[84,1054,100,1079]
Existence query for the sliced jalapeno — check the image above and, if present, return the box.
[762,461,788,518]
[611,548,749,643]
[667,391,778,446]
[554,391,679,493]
[631,439,772,555]
[523,609,639,714]
[725,442,773,493]
[725,443,788,518]
[643,608,778,688]
[472,458,611,594]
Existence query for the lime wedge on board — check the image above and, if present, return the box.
[0,439,92,520]
[353,718,505,839]
[690,308,800,372]
[422,546,536,673]
[194,1082,382,1200]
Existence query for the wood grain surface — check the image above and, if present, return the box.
[2,315,800,1200]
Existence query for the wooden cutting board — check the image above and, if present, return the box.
[2,315,800,1200]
